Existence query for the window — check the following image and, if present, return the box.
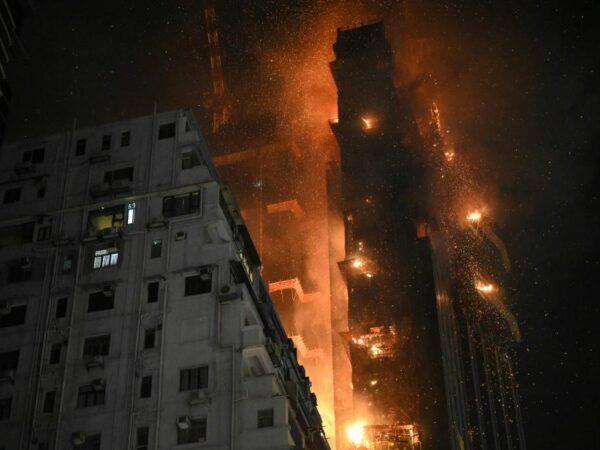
[102,134,111,151]
[22,147,45,164]
[93,247,119,269]
[0,221,34,247]
[37,225,52,241]
[158,122,175,140]
[257,408,274,428]
[87,205,125,233]
[0,350,19,371]
[181,150,200,170]
[77,382,105,408]
[3,188,21,204]
[140,376,152,398]
[49,343,62,365]
[162,191,201,218]
[0,305,27,328]
[83,335,111,357]
[179,366,208,392]
[147,282,159,303]
[56,297,67,318]
[121,131,131,147]
[144,328,156,349]
[150,240,162,259]
[103,166,134,184]
[88,289,114,313]
[43,391,56,413]
[76,138,86,155]
[184,267,212,296]
[136,426,149,450]
[37,187,46,198]
[0,398,11,421]
[7,259,32,283]
[177,417,207,444]
[127,202,136,225]
[62,254,74,273]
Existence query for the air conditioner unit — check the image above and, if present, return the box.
[0,369,16,383]
[71,432,86,446]
[84,355,104,370]
[102,286,114,297]
[15,161,36,175]
[218,284,239,302]
[20,257,32,269]
[91,378,105,391]
[188,390,209,405]
[111,179,130,189]
[177,416,191,430]
[175,231,187,241]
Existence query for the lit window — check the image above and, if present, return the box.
[93,248,119,269]
[127,202,136,225]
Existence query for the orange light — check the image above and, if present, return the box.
[352,258,364,269]
[370,344,382,356]
[444,149,455,161]
[466,211,482,222]
[476,282,495,293]
[346,422,366,447]
[365,272,374,278]
[361,116,375,130]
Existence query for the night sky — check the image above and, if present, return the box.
[4,1,599,448]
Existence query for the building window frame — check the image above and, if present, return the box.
[179,366,209,392]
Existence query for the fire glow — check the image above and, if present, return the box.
[466,211,483,223]
[476,282,495,293]
[346,421,366,447]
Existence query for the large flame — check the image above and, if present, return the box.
[346,421,366,447]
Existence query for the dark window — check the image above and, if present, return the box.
[83,335,111,357]
[158,123,175,140]
[62,254,74,273]
[103,166,134,184]
[101,134,111,151]
[81,434,101,450]
[140,376,152,398]
[181,150,200,170]
[144,328,156,349]
[184,119,191,132]
[162,191,201,218]
[179,366,208,391]
[56,297,67,318]
[77,382,105,408]
[0,221,35,247]
[7,259,32,283]
[49,343,62,365]
[3,188,21,204]
[121,131,131,147]
[150,240,162,259]
[22,148,45,164]
[37,187,46,198]
[42,391,56,413]
[147,282,159,303]
[184,267,212,296]
[0,350,19,371]
[0,397,11,421]
[88,289,114,313]
[136,426,149,450]
[0,305,27,328]
[76,138,86,156]
[177,417,207,444]
[257,408,274,428]
[37,225,52,241]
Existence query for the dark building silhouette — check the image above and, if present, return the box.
[0,0,23,144]
[329,22,450,449]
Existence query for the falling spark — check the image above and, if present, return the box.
[365,272,374,278]
[370,379,378,386]
[444,149,455,161]
[352,258,364,269]
[346,422,366,447]
[361,116,375,130]
[370,344,383,356]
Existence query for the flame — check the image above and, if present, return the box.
[361,116,375,130]
[346,421,366,447]
[352,258,364,269]
[466,211,482,222]
[444,149,455,161]
[476,282,495,293]
[370,344,383,356]
[370,379,378,386]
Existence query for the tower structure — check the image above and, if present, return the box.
[328,22,449,449]
[0,110,330,450]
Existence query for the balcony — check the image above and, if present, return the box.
[242,324,265,348]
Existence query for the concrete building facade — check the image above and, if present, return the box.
[0,110,330,450]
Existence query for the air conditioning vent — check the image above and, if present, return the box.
[91,378,105,391]
[175,231,187,241]
[103,286,114,297]
[84,355,104,370]
[71,432,86,446]
[188,390,210,405]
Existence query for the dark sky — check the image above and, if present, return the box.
[4,1,600,448]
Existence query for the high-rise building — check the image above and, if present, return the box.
[0,109,330,450]
[0,0,23,143]
[329,22,449,449]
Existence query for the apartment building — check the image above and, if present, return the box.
[0,110,330,450]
